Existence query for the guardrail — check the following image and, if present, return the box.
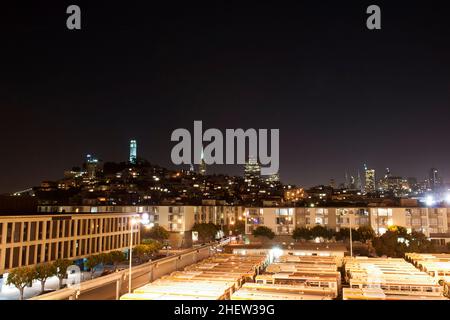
[29,239,229,300]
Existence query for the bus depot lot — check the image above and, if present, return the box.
[343,256,449,300]
[120,252,450,301]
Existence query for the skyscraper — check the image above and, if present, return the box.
[364,164,376,193]
[198,148,206,175]
[356,170,362,192]
[129,140,137,164]
[85,154,98,180]
[380,167,391,191]
[244,156,261,186]
[428,168,441,190]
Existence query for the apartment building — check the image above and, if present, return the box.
[37,205,245,233]
[0,212,140,275]
[244,207,450,242]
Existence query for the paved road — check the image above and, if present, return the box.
[78,268,154,300]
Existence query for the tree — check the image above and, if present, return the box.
[292,227,312,241]
[133,244,158,263]
[388,225,408,237]
[97,252,111,265]
[234,220,245,235]
[357,225,376,243]
[6,266,35,300]
[85,255,101,279]
[192,223,219,242]
[34,263,57,294]
[408,231,435,253]
[223,220,245,237]
[310,225,334,240]
[335,228,351,241]
[252,226,275,240]
[372,226,409,258]
[143,225,169,241]
[108,251,126,270]
[53,259,73,289]
[142,238,163,249]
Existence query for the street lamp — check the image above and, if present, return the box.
[128,213,152,293]
[349,214,353,258]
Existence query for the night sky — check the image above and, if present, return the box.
[0,1,449,193]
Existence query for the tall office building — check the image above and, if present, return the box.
[244,156,261,186]
[85,154,99,179]
[380,167,391,191]
[198,148,207,175]
[364,164,376,193]
[356,170,362,192]
[428,168,441,191]
[129,140,137,164]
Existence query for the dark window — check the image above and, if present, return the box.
[14,222,21,242]
[37,222,43,240]
[37,244,42,263]
[28,245,36,265]
[12,247,20,268]
[22,247,27,265]
[46,221,51,238]
[5,223,12,243]
[30,222,37,241]
[22,222,28,242]
[5,248,11,269]
[51,243,57,260]
[64,220,70,237]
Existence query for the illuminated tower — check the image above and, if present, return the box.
[364,164,376,193]
[428,168,441,190]
[129,140,137,164]
[85,154,98,180]
[199,148,206,175]
[244,156,261,186]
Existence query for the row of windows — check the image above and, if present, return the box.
[0,217,135,244]
[1,233,137,270]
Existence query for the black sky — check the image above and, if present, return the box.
[0,1,449,193]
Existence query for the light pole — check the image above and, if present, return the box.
[349,213,353,258]
[128,213,152,294]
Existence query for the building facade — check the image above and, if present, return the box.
[38,205,245,233]
[364,166,376,193]
[244,207,450,241]
[0,213,140,274]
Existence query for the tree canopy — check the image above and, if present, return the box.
[372,225,433,257]
[252,226,275,240]
[292,227,312,241]
[192,222,219,242]
[142,225,170,241]
[6,266,35,300]
[54,259,73,289]
[310,225,334,240]
[34,263,57,293]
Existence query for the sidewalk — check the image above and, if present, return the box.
[0,270,103,300]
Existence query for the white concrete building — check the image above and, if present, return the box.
[0,212,140,274]
[244,207,450,242]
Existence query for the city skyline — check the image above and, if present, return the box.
[1,1,449,193]
[3,138,449,194]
